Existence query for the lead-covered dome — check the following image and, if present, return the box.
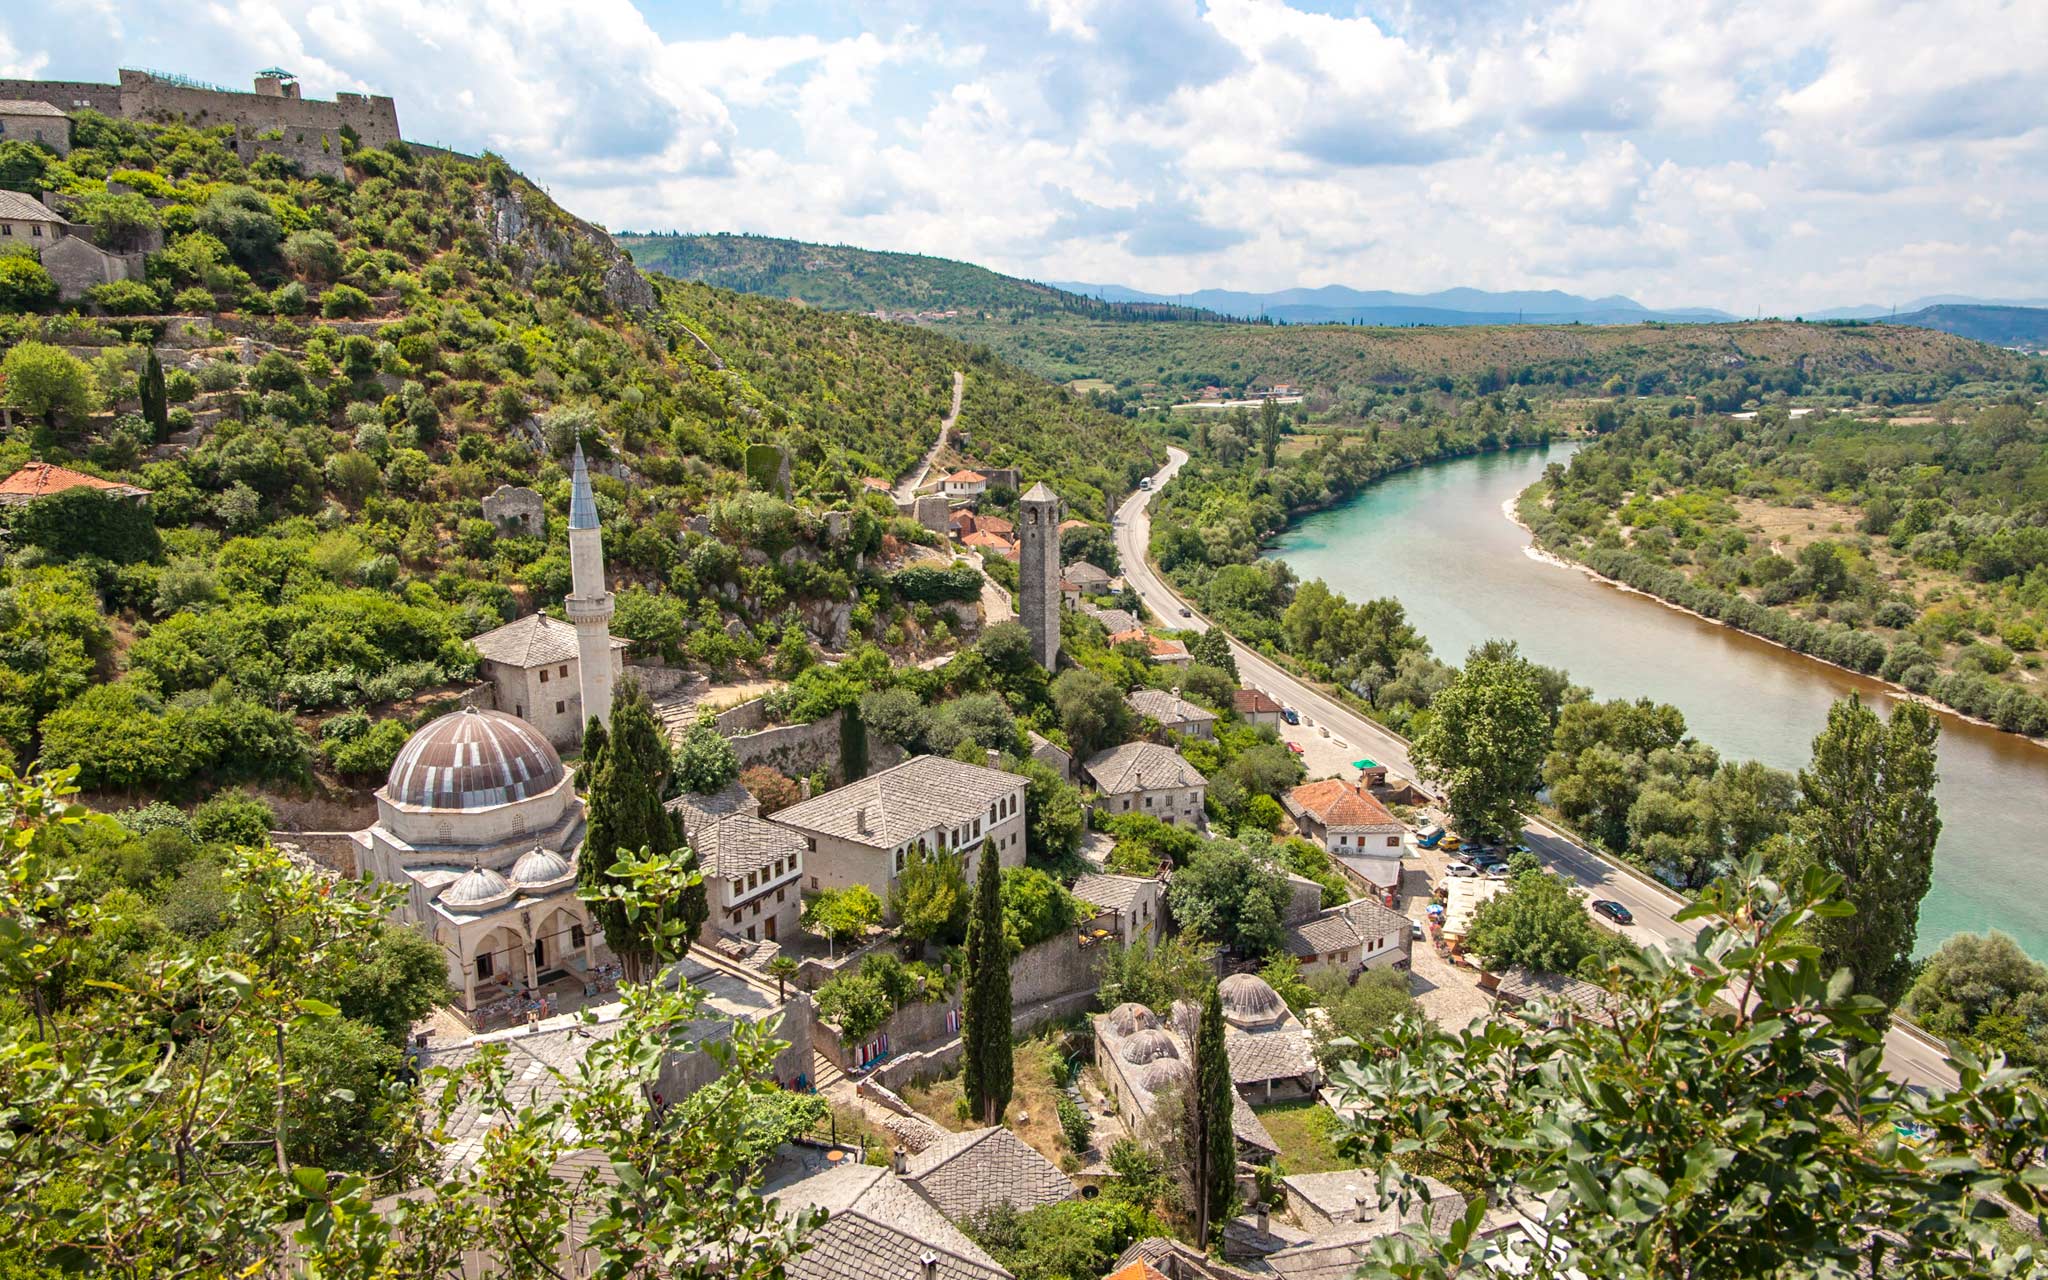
[1219,973,1284,1026]
[384,708,565,812]
[1136,1058,1191,1093]
[1120,1028,1180,1065]
[441,864,514,910]
[510,846,573,888]
[1105,1002,1159,1037]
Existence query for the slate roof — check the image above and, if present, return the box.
[1083,741,1206,796]
[691,813,806,879]
[769,754,1019,850]
[1086,606,1141,635]
[1281,1170,1468,1235]
[769,1162,1011,1280]
[1022,481,1060,503]
[469,612,628,668]
[1225,1027,1319,1085]
[1071,873,1155,914]
[0,189,64,223]
[0,100,70,118]
[1064,560,1112,586]
[0,460,145,504]
[1285,898,1411,960]
[1127,688,1216,728]
[668,780,762,831]
[902,1126,1076,1220]
[1233,688,1283,716]
[1231,1091,1279,1156]
[1288,779,1404,832]
[1492,965,1620,1018]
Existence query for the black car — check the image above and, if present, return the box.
[1592,899,1634,926]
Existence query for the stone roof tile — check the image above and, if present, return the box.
[769,755,1020,850]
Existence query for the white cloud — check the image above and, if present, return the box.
[1,0,2042,311]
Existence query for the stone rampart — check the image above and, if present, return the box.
[270,830,365,878]
[237,133,347,180]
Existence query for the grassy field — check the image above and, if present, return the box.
[1253,1100,1350,1175]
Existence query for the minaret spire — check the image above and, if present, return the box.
[565,442,615,734]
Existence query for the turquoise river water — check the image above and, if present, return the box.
[1265,443,2048,959]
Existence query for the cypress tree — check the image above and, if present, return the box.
[577,681,704,982]
[140,349,168,441]
[961,839,1012,1125]
[1190,982,1236,1245]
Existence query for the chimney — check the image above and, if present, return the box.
[800,777,813,800]
[986,749,1001,770]
[920,1251,939,1280]
[1256,1206,1270,1233]
[855,805,869,835]
[893,1146,908,1175]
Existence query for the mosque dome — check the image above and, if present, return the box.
[440,865,514,910]
[384,708,565,812]
[1136,1058,1192,1093]
[1105,1002,1159,1037]
[510,847,573,888]
[1119,1028,1181,1065]
[1219,973,1285,1025]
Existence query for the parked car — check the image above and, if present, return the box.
[1285,741,1304,755]
[1470,851,1507,870]
[1410,921,1425,941]
[1178,607,1192,617]
[1281,707,1300,726]
[1439,835,1463,852]
[1592,899,1635,926]
[1444,861,1479,878]
[1485,864,1511,880]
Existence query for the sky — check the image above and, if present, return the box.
[6,0,2045,313]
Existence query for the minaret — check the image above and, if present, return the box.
[565,443,615,733]
[1018,481,1063,671]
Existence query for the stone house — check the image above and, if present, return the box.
[1232,687,1284,728]
[0,188,63,246]
[0,100,72,155]
[468,613,629,749]
[1083,741,1207,827]
[40,232,147,302]
[1064,560,1112,594]
[1217,973,1319,1105]
[1284,779,1407,890]
[897,1126,1076,1221]
[1483,965,1620,1028]
[481,483,544,533]
[1072,872,1165,946]
[1126,687,1216,741]
[1283,898,1412,980]
[942,469,987,500]
[0,460,150,506]
[764,1152,1015,1280]
[767,754,1027,908]
[1026,729,1071,782]
[671,784,805,949]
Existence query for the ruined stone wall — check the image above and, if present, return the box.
[117,70,401,146]
[0,80,121,115]
[236,134,347,180]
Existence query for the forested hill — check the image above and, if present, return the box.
[0,114,1155,806]
[617,231,1218,323]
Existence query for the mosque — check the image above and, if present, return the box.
[352,446,619,1016]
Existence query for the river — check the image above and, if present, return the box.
[1264,443,2048,959]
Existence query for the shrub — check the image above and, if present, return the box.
[0,255,57,311]
[321,284,373,319]
[191,789,275,846]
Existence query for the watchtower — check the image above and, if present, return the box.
[1019,482,1063,671]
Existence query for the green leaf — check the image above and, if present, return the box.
[296,997,341,1017]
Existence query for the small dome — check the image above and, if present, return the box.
[1136,1058,1191,1093]
[441,865,513,909]
[1105,1002,1159,1037]
[1219,973,1284,1025]
[510,847,572,887]
[1119,1028,1181,1065]
[384,708,565,813]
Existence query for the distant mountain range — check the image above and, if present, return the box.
[1047,281,1737,326]
[1806,295,2048,321]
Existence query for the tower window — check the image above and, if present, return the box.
[555,700,565,714]
[559,665,568,677]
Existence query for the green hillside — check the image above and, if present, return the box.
[1885,304,2048,350]
[0,115,1153,804]
[618,231,1215,323]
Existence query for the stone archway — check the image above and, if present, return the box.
[529,905,587,978]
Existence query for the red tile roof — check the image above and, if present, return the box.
[1233,688,1283,715]
[1289,778,1403,830]
[946,469,986,483]
[0,461,149,504]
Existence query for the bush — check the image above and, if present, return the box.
[323,717,410,777]
[813,971,891,1040]
[321,284,373,319]
[0,255,57,311]
[889,562,984,604]
[1056,1092,1092,1155]
[84,279,161,315]
[191,789,275,846]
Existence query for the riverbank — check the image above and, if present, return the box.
[1507,483,2048,753]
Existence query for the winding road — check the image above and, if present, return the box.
[1114,447,1959,1091]
[892,370,966,504]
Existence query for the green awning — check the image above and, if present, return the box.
[1352,759,1381,770]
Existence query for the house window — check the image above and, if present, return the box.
[805,838,817,852]
[515,704,524,717]
[30,225,40,237]
[1387,836,1401,848]
[1,225,10,235]
[559,665,568,678]
[808,875,819,890]
[476,952,494,979]
[555,700,565,715]
[776,887,785,904]
[570,924,586,949]
[539,669,549,683]
[750,901,760,916]
[1144,797,1153,809]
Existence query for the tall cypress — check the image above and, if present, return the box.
[140,349,168,441]
[961,839,1012,1125]
[1191,982,1236,1245]
[577,681,704,982]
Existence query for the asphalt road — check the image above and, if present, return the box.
[1114,447,1960,1092]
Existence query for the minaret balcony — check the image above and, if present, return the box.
[564,592,614,623]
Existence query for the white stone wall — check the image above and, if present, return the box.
[1101,784,1205,827]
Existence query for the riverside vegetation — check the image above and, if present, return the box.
[1521,402,2048,738]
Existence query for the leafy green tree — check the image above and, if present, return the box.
[1166,838,1290,960]
[324,922,452,1042]
[962,839,1013,1125]
[999,864,1081,952]
[0,254,56,312]
[1260,394,1282,468]
[580,686,701,982]
[889,844,968,955]
[196,185,282,264]
[1307,967,1418,1069]
[672,716,741,795]
[11,486,162,564]
[859,686,932,753]
[1189,983,1236,1245]
[0,139,50,192]
[0,341,97,429]
[1018,757,1084,866]
[813,969,892,1039]
[1052,666,1132,760]
[1188,628,1238,679]
[1329,858,2047,1280]
[191,789,275,846]
[802,884,881,954]
[1098,933,1217,1011]
[1903,931,2048,1068]
[1792,696,1941,1011]
[1464,867,1628,978]
[965,1197,1167,1280]
[1412,642,1552,843]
